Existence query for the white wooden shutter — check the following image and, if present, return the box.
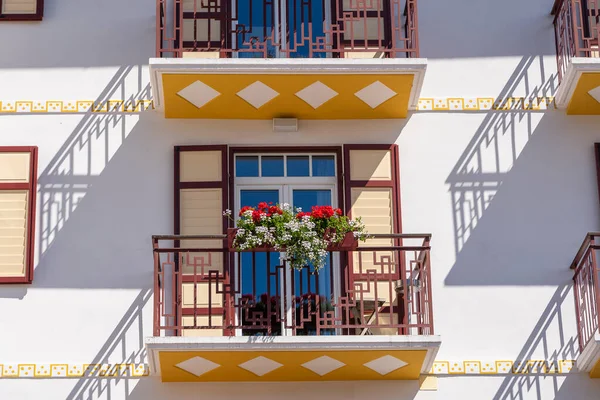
[1,0,43,20]
[0,147,37,284]
[175,145,229,336]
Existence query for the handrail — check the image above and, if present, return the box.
[570,232,600,270]
[152,233,433,241]
[551,0,565,16]
[151,231,435,336]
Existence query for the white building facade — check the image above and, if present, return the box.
[1,0,600,398]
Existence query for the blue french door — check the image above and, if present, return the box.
[239,189,282,335]
[237,186,336,336]
[234,0,329,58]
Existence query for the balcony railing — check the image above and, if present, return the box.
[156,0,419,58]
[553,0,600,81]
[571,233,600,352]
[152,233,433,337]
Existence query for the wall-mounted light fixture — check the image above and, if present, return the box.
[273,118,298,132]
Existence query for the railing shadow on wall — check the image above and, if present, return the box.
[32,65,153,290]
[438,56,600,398]
[64,290,151,400]
[0,66,156,399]
[444,55,561,286]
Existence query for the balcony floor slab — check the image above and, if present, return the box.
[149,58,427,120]
[146,335,441,382]
[555,58,600,115]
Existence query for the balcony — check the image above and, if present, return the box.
[146,234,441,382]
[571,233,600,377]
[156,0,419,59]
[149,1,426,120]
[552,0,600,114]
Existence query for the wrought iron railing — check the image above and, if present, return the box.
[152,233,433,337]
[571,233,600,352]
[156,0,419,58]
[553,0,600,82]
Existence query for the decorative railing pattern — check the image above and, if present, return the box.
[152,233,433,336]
[156,0,419,58]
[553,0,600,81]
[571,233,600,352]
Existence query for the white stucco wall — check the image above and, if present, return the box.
[1,0,600,399]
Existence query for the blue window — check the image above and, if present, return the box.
[287,156,310,176]
[312,156,335,176]
[261,156,284,177]
[236,156,259,177]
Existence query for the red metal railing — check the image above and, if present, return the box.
[152,233,433,337]
[553,0,600,82]
[571,233,600,352]
[156,0,419,58]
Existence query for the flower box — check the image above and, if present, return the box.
[224,203,368,271]
[228,228,274,252]
[326,231,358,251]
[228,228,357,252]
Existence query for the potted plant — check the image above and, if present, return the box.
[224,202,369,272]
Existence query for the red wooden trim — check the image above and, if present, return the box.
[27,147,37,284]
[0,146,38,152]
[0,0,43,21]
[181,274,225,283]
[0,183,30,190]
[179,181,224,189]
[174,147,181,236]
[181,307,224,316]
[345,180,395,187]
[391,144,403,236]
[595,143,600,206]
[0,146,37,284]
[230,146,341,154]
[177,145,230,152]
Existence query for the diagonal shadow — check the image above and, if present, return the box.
[442,55,578,286]
[65,289,151,400]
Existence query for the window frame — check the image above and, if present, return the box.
[0,0,44,21]
[0,146,38,284]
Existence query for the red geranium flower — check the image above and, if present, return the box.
[257,202,268,210]
[335,208,342,216]
[252,210,262,222]
[269,205,282,215]
[239,206,254,216]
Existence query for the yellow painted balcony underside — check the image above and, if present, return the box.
[567,72,600,115]
[590,358,600,378]
[159,349,427,382]
[162,73,414,119]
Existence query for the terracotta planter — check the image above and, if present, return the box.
[326,231,358,251]
[227,228,275,252]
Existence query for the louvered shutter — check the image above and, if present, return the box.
[0,147,37,284]
[175,145,229,336]
[1,0,43,20]
[343,144,401,333]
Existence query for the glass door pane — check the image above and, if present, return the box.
[239,189,281,335]
[291,188,334,335]
[286,0,328,58]
[235,0,278,57]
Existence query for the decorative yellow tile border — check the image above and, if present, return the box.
[0,97,555,114]
[0,100,153,113]
[430,360,575,375]
[417,96,556,111]
[0,360,575,378]
[0,364,148,378]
